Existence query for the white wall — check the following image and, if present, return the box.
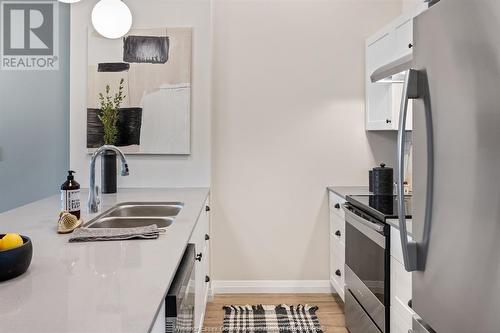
[69,0,405,282]
[211,0,402,280]
[70,0,211,188]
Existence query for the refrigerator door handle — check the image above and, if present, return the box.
[398,68,434,272]
[397,69,420,272]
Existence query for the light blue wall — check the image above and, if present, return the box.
[0,4,70,213]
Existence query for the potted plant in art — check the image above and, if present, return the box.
[98,78,126,193]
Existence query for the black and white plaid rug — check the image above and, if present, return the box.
[222,304,323,333]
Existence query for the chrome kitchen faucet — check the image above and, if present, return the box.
[87,145,129,213]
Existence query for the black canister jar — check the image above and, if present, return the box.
[372,163,394,195]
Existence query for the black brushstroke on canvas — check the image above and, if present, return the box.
[87,108,142,148]
[117,107,142,146]
[87,108,104,148]
[123,36,169,64]
[98,62,130,72]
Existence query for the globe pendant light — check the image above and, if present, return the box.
[92,0,132,39]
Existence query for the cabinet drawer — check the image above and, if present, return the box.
[330,213,345,244]
[330,235,345,300]
[330,274,345,301]
[192,202,210,255]
[390,257,414,322]
[390,304,412,333]
[331,255,345,287]
[331,234,345,261]
[330,261,345,300]
[329,192,346,219]
[390,225,413,265]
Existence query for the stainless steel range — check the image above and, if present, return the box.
[343,195,412,333]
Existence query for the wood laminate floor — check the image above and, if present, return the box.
[203,293,348,333]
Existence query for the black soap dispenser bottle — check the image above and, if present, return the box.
[61,171,81,219]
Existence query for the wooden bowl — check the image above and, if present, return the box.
[0,235,33,282]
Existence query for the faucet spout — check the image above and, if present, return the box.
[88,145,130,213]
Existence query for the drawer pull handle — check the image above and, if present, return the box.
[335,230,341,237]
[205,234,210,241]
[205,205,211,212]
[335,269,341,277]
[408,299,413,309]
[334,203,340,209]
[205,275,210,283]
[196,253,203,261]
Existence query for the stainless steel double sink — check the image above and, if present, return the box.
[85,202,184,229]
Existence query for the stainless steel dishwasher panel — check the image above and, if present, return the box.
[165,244,195,333]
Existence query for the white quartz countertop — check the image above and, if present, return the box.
[0,187,209,333]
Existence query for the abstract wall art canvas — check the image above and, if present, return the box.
[87,27,192,154]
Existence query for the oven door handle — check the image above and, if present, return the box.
[342,204,384,232]
[343,204,386,248]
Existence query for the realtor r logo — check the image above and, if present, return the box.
[1,0,59,70]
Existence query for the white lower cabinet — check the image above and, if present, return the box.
[328,191,346,301]
[191,197,211,333]
[151,197,211,333]
[330,240,345,300]
[390,226,414,333]
[390,304,411,333]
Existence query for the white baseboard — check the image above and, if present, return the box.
[212,280,333,294]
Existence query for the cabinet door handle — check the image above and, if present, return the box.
[205,205,210,212]
[195,253,203,261]
[205,275,210,283]
[408,43,413,49]
[205,234,210,241]
[386,119,392,124]
[334,203,340,209]
[335,230,341,237]
[335,269,341,277]
[408,299,413,309]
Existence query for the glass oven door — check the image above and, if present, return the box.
[344,204,389,332]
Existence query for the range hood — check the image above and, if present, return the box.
[370,53,412,83]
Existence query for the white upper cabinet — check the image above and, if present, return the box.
[365,7,425,131]
[394,15,414,60]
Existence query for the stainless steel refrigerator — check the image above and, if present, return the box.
[395,0,500,332]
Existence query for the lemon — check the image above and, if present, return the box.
[0,233,24,251]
